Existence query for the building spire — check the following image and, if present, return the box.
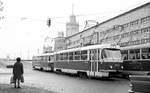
[72,4,74,15]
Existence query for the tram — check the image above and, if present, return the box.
[121,43,150,75]
[32,44,123,78]
[32,53,54,71]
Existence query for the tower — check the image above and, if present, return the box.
[66,4,79,37]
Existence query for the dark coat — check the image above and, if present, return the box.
[13,61,24,77]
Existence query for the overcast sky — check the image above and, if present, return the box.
[0,0,149,59]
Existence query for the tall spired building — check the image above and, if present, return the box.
[66,5,79,37]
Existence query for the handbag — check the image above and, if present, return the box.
[21,75,24,83]
[10,75,14,84]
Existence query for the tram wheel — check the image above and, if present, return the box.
[40,67,43,71]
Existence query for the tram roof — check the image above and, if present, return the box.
[34,52,54,57]
[121,43,150,50]
[56,44,120,54]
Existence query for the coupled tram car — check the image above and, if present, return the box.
[32,53,54,71]
[32,44,123,78]
[121,43,150,75]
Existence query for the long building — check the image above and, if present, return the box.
[65,2,150,49]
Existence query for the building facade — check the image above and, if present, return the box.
[65,2,150,49]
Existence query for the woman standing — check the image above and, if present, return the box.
[13,57,24,88]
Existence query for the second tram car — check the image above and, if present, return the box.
[121,43,150,75]
[32,53,54,71]
[32,44,123,78]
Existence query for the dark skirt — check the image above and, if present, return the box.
[13,75,21,81]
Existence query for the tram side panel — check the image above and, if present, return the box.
[54,61,91,73]
[98,62,123,71]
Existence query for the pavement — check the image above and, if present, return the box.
[0,84,56,93]
[0,66,57,93]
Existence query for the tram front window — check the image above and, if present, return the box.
[102,48,122,61]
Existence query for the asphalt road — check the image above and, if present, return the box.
[0,61,130,93]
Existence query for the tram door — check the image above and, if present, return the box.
[90,49,98,74]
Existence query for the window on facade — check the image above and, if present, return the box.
[113,35,120,40]
[141,39,149,44]
[142,48,150,59]
[81,50,87,60]
[130,20,139,27]
[123,23,129,28]
[141,27,150,33]
[121,32,130,38]
[141,16,150,24]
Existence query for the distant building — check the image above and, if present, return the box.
[54,32,66,51]
[58,31,64,37]
[43,46,53,53]
[66,14,79,37]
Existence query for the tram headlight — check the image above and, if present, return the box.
[109,66,113,69]
[121,66,124,69]
[129,83,133,87]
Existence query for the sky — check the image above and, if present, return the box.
[0,0,149,59]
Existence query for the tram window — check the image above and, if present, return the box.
[49,56,51,61]
[129,49,140,60]
[81,50,87,60]
[89,50,92,60]
[90,49,98,60]
[45,56,47,61]
[64,53,68,60]
[129,50,136,59]
[101,50,107,59]
[69,52,73,60]
[81,50,87,54]
[44,56,46,61]
[142,48,150,59]
[74,51,80,60]
[98,49,100,60]
[41,56,44,61]
[135,49,140,59]
[56,54,59,61]
[121,50,128,60]
[60,53,63,60]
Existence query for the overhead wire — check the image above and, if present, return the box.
[3,0,150,26]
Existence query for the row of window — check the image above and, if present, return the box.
[120,38,150,47]
[34,56,51,61]
[56,50,88,61]
[106,26,150,40]
[123,16,150,28]
[122,48,150,60]
[56,49,102,61]
[35,49,104,61]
